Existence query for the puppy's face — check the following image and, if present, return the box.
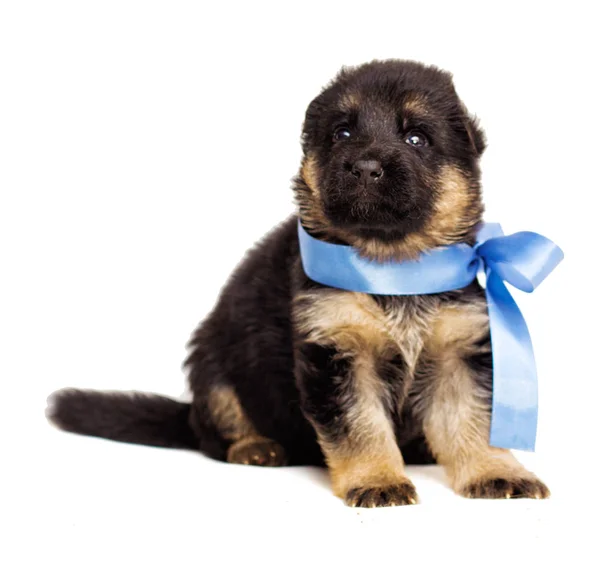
[295,60,486,260]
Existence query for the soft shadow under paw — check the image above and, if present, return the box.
[345,481,418,508]
[462,476,550,499]
[227,437,287,467]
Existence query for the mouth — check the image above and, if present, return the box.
[351,202,418,220]
[325,200,423,240]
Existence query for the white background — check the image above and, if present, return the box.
[1,1,598,559]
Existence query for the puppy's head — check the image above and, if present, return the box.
[294,60,486,260]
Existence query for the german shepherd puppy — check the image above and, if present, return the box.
[48,60,550,507]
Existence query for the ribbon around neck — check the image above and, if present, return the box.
[297,220,563,451]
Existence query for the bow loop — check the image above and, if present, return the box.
[477,231,564,293]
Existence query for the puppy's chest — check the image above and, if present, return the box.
[293,289,439,368]
[369,295,437,364]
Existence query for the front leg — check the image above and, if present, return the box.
[293,291,418,508]
[296,342,417,507]
[418,302,550,499]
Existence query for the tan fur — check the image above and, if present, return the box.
[422,303,491,469]
[422,302,541,495]
[328,450,411,499]
[296,155,333,235]
[294,290,391,353]
[294,289,434,369]
[207,385,256,442]
[402,93,430,117]
[427,302,490,355]
[460,102,482,154]
[300,154,321,196]
[339,91,360,112]
[425,166,482,245]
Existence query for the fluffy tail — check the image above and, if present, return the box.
[47,389,197,450]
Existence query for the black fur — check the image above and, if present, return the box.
[295,342,355,443]
[49,389,196,449]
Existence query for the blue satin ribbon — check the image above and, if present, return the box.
[298,220,563,451]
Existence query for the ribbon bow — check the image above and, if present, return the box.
[298,220,564,451]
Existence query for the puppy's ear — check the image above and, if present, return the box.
[301,94,327,154]
[465,114,486,156]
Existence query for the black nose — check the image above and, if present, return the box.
[351,160,383,184]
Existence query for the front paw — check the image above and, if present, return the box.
[461,476,550,499]
[345,481,418,508]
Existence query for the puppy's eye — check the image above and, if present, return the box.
[404,131,428,148]
[333,127,351,142]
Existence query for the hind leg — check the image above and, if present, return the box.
[193,385,288,467]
